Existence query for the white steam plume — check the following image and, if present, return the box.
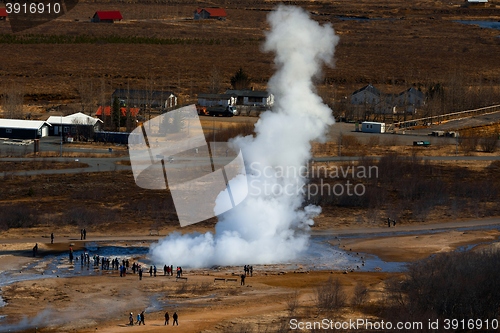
[150,5,339,268]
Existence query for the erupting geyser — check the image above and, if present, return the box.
[149,5,339,267]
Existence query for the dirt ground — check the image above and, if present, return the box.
[0,217,499,332]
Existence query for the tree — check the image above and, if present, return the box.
[112,97,120,131]
[78,77,96,115]
[2,83,24,119]
[230,67,251,90]
[208,66,223,94]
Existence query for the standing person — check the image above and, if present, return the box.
[172,312,178,326]
[250,266,253,277]
[129,312,134,326]
[153,265,157,277]
[393,219,396,227]
[136,313,141,325]
[171,265,173,276]
[83,228,86,240]
[240,274,245,286]
[80,229,83,240]
[164,311,169,325]
[139,267,143,280]
[140,311,145,325]
[164,265,167,276]
[33,243,38,257]
[149,266,153,277]
[50,233,54,244]
[387,218,391,228]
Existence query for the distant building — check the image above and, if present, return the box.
[464,0,488,7]
[0,8,8,21]
[361,121,385,134]
[225,89,274,107]
[350,84,381,105]
[92,11,123,23]
[194,8,227,20]
[0,119,50,139]
[112,89,177,109]
[394,87,425,114]
[197,93,236,107]
[46,112,102,138]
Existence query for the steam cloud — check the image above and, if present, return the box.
[150,5,339,267]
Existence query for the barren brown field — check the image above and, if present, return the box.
[1,0,500,332]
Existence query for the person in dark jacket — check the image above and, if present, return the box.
[140,311,145,325]
[172,312,178,326]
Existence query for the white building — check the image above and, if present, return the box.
[225,90,274,107]
[0,119,50,139]
[47,112,102,137]
[361,121,386,133]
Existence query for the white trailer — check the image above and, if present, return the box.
[361,121,386,133]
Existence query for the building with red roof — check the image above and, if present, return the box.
[95,106,140,118]
[92,11,123,23]
[0,8,8,21]
[194,8,227,20]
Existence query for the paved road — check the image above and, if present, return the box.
[312,216,500,237]
[1,152,499,178]
[0,157,131,177]
[2,216,499,246]
[313,155,500,162]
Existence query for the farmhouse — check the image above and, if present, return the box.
[194,8,227,20]
[361,121,385,133]
[0,119,50,139]
[225,89,274,107]
[394,87,425,114]
[112,89,177,109]
[197,93,236,107]
[92,11,123,23]
[0,8,7,21]
[46,112,102,139]
[350,84,381,105]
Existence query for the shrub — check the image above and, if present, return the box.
[352,282,369,307]
[315,277,347,312]
[458,135,479,154]
[479,133,498,153]
[0,203,40,229]
[382,250,500,327]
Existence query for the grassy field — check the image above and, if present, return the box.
[0,0,499,108]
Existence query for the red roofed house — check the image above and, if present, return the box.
[95,106,140,118]
[92,11,123,23]
[0,8,8,21]
[194,8,227,20]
